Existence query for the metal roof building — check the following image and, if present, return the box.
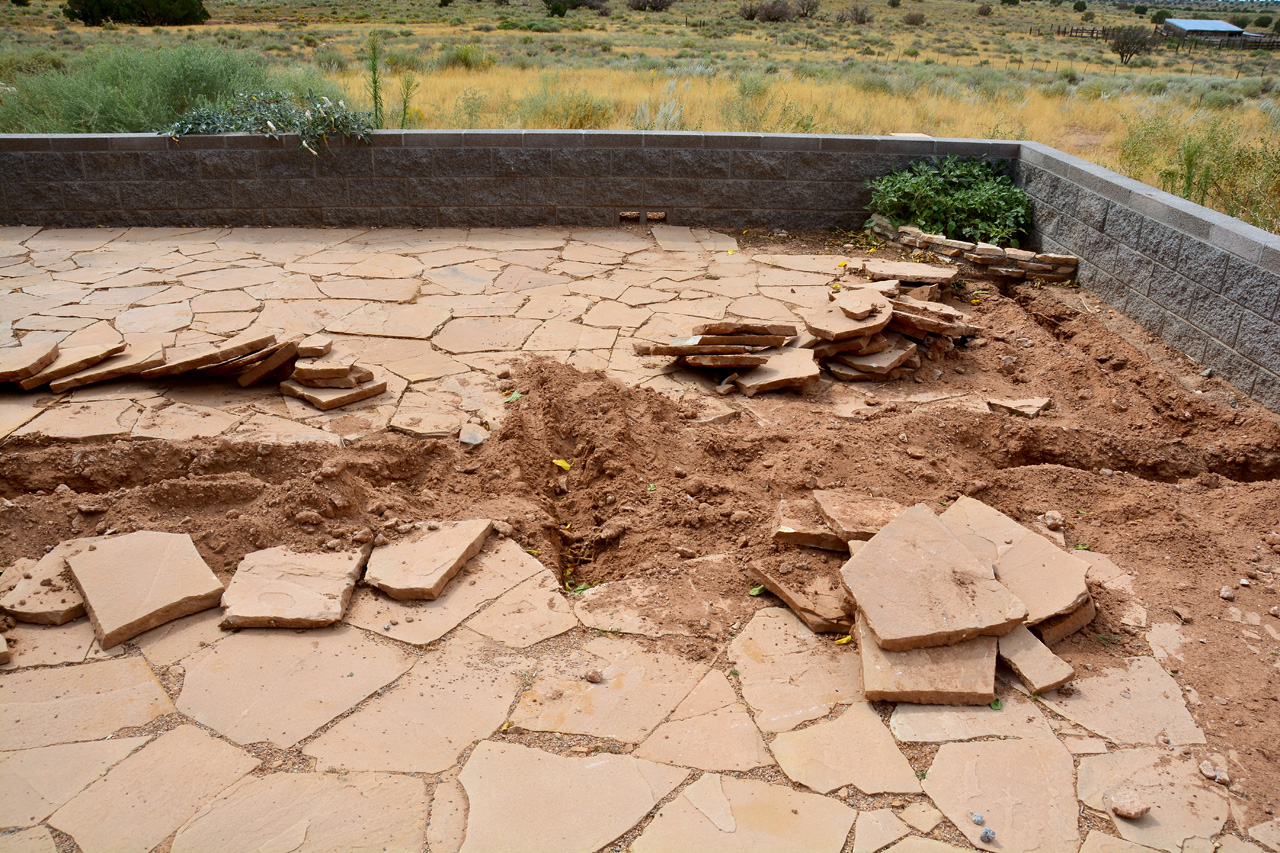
[1162,18,1245,36]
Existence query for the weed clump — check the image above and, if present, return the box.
[867,156,1031,245]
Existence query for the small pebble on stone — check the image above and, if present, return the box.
[1220,586,1235,601]
[980,828,996,843]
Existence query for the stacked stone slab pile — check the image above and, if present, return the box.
[768,493,1094,703]
[868,216,1080,283]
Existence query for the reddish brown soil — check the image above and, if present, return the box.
[1,238,1278,822]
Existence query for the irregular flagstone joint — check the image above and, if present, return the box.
[728,608,862,732]
[466,569,579,648]
[923,737,1080,852]
[770,701,921,795]
[633,671,773,772]
[219,543,372,629]
[171,772,428,853]
[0,656,174,751]
[853,809,912,853]
[66,531,224,648]
[889,689,1056,742]
[632,773,856,853]
[773,498,850,552]
[457,741,688,853]
[0,737,148,829]
[48,725,259,853]
[0,537,100,625]
[363,518,493,600]
[841,504,1027,652]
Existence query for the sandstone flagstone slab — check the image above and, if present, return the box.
[0,338,59,382]
[728,608,862,732]
[466,569,578,648]
[327,302,451,339]
[1078,830,1159,852]
[803,301,892,342]
[432,317,540,352]
[345,537,545,645]
[132,608,230,667]
[999,624,1076,693]
[171,772,427,853]
[939,495,1034,570]
[139,328,275,378]
[1037,656,1205,745]
[859,617,997,706]
[573,555,741,637]
[48,725,257,853]
[177,624,413,747]
[0,827,57,853]
[899,802,944,833]
[889,688,1055,742]
[364,518,493,600]
[16,341,126,390]
[66,531,223,648]
[864,260,959,285]
[632,773,855,853]
[305,628,518,773]
[280,371,389,411]
[841,504,1026,651]
[745,563,853,634]
[813,491,906,542]
[633,671,772,772]
[0,619,104,670]
[427,773,468,853]
[0,538,100,625]
[0,656,173,750]
[130,401,240,441]
[47,340,166,392]
[734,346,820,397]
[220,544,370,629]
[854,810,911,853]
[459,741,687,853]
[923,737,1079,853]
[1250,820,1280,851]
[15,399,140,441]
[771,701,920,795]
[0,738,148,828]
[1078,749,1228,853]
[989,529,1090,626]
[510,635,706,742]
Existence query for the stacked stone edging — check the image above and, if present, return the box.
[867,216,1080,283]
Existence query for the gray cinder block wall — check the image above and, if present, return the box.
[1,130,1277,411]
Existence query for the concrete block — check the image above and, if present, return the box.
[578,130,644,148]
[1113,244,1155,295]
[5,182,63,211]
[47,134,109,152]
[1251,369,1280,413]
[1125,291,1167,335]
[500,205,555,228]
[580,176,643,206]
[110,135,169,152]
[643,178,703,207]
[702,133,763,150]
[522,130,586,148]
[552,148,611,177]
[818,136,881,153]
[493,147,553,177]
[170,180,236,210]
[439,206,498,228]
[611,149,671,178]
[1074,189,1109,231]
[378,206,438,228]
[1128,190,1212,240]
[0,135,53,152]
[1260,244,1280,277]
[314,149,376,178]
[1234,310,1280,376]
[1102,203,1143,248]
[876,137,937,155]
[552,206,616,227]
[1206,212,1268,265]
[373,148,436,177]
[119,181,182,209]
[1158,313,1209,363]
[198,151,261,180]
[321,207,379,227]
[440,148,493,176]
[1146,267,1195,314]
[523,176,586,206]
[784,151,855,182]
[63,182,122,211]
[1221,257,1280,319]
[672,149,732,179]
[404,131,465,148]
[256,150,316,180]
[1184,285,1243,347]
[346,177,408,207]
[262,207,321,227]
[1135,219,1184,271]
[1175,238,1231,294]
[1202,339,1260,395]
[760,133,822,151]
[465,177,525,207]
[462,130,523,147]
[141,151,203,180]
[24,152,84,182]
[730,150,788,181]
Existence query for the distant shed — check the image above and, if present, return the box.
[1161,18,1244,37]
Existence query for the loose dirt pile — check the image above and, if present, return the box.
[2,260,1279,819]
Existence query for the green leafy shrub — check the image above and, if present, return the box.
[63,0,210,26]
[438,43,494,69]
[1072,0,1086,11]
[867,157,1032,245]
[160,91,372,152]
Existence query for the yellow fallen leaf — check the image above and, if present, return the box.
[501,721,512,732]
[552,458,571,470]
[837,261,848,267]
[835,635,853,645]
[727,250,735,255]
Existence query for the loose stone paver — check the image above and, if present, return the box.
[854,809,911,853]
[432,317,540,353]
[466,569,578,648]
[0,827,58,853]
[171,772,427,853]
[632,773,856,853]
[17,341,125,390]
[1078,749,1229,852]
[842,504,1027,651]
[858,617,997,705]
[774,497,851,551]
[219,544,370,628]
[813,491,906,541]
[999,624,1076,693]
[15,399,140,441]
[0,656,174,750]
[746,563,854,634]
[0,338,59,381]
[923,737,1080,852]
[864,260,959,285]
[0,619,105,670]
[1250,821,1280,851]
[890,688,1056,742]
[510,635,707,742]
[735,346,820,396]
[991,530,1090,626]
[939,495,1034,570]
[0,738,148,828]
[48,725,258,853]
[177,625,414,747]
[306,628,518,773]
[771,701,921,795]
[345,537,546,646]
[131,608,230,667]
[1036,656,1205,745]
[458,741,687,853]
[633,671,772,772]
[728,608,862,732]
[0,537,98,625]
[364,518,493,600]
[66,531,223,648]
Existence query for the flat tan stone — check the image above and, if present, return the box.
[0,631,8,664]
[633,671,771,772]
[305,628,518,773]
[228,412,342,445]
[888,296,981,337]
[734,347,820,397]
[66,531,223,648]
[899,802,945,833]
[458,741,687,853]
[345,537,545,646]
[813,491,906,542]
[804,302,892,341]
[0,619,103,670]
[326,302,451,339]
[889,688,1055,742]
[49,725,256,853]
[0,738,147,828]
[695,320,798,337]
[139,329,275,378]
[1,538,100,625]
[854,809,911,853]
[235,338,299,386]
[297,333,332,357]
[1037,657,1205,745]
[280,372,389,411]
[923,737,1079,852]
[523,318,618,352]
[132,608,230,666]
[988,396,1052,417]
[632,774,855,853]
[884,841,976,853]
[0,339,59,382]
[1034,595,1097,645]
[365,518,493,600]
[771,702,921,795]
[745,563,853,634]
[1079,831,1160,852]
[728,608,862,732]
[1078,749,1228,852]
[510,635,706,742]
[467,568,578,648]
[939,495,1033,570]
[1250,820,1280,851]
[835,287,891,320]
[131,401,239,441]
[177,624,413,747]
[864,260,959,285]
[753,253,850,273]
[47,341,166,392]
[573,555,740,637]
[292,345,358,379]
[16,341,126,390]
[580,300,652,329]
[859,617,997,706]
[427,773,468,853]
[842,504,1027,652]
[432,316,540,352]
[220,544,370,629]
[831,334,918,375]
[0,655,173,751]
[389,389,467,438]
[999,624,1076,693]
[987,533,1091,627]
[15,399,139,441]
[682,353,768,368]
[172,772,426,853]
